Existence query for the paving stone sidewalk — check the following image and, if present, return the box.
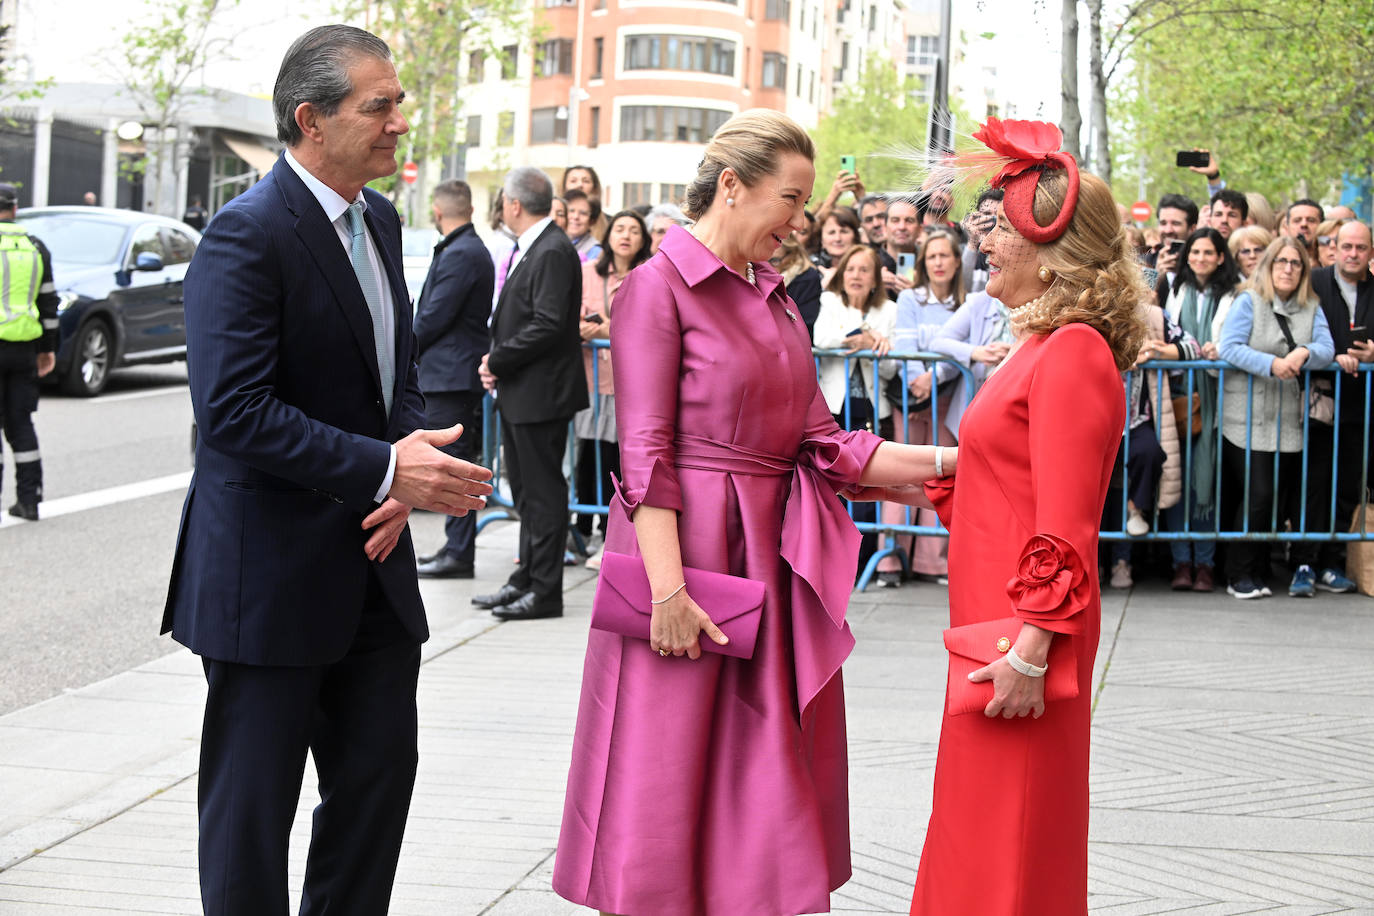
[1,511,1372,914]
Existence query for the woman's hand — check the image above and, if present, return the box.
[1271,354,1300,379]
[579,317,605,341]
[969,656,1046,719]
[971,341,1011,366]
[968,623,1052,719]
[910,370,933,401]
[1201,341,1220,360]
[649,590,728,660]
[869,332,892,358]
[1336,353,1360,374]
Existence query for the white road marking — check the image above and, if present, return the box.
[0,471,192,528]
[83,386,190,404]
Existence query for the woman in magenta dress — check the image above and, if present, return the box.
[909,120,1147,914]
[553,110,950,915]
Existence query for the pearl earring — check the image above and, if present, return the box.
[1037,266,1053,283]
[727,197,735,207]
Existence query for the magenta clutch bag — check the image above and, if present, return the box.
[591,551,766,659]
[943,616,1078,716]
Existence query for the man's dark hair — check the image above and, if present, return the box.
[504,166,553,217]
[1157,193,1198,227]
[273,25,393,145]
[974,187,1004,209]
[432,179,472,219]
[857,193,887,212]
[1210,188,1249,220]
[1289,197,1324,219]
[0,183,17,210]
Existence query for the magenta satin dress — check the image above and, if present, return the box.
[552,226,882,915]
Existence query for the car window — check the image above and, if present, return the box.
[160,228,197,266]
[129,224,167,265]
[14,214,126,266]
[401,228,436,258]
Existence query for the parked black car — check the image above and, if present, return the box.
[15,206,202,396]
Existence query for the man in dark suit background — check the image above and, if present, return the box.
[162,25,493,913]
[1307,219,1372,592]
[475,166,587,620]
[415,179,495,579]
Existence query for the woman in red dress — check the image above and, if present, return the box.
[910,120,1148,915]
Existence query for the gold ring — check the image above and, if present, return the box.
[658,649,669,657]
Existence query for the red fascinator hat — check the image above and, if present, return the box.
[971,117,1079,244]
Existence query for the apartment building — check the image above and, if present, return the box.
[459,0,854,217]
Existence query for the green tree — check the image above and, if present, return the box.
[114,0,237,215]
[1111,0,1374,205]
[338,0,533,218]
[810,56,931,201]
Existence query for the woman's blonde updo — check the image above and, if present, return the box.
[1022,169,1149,371]
[683,109,815,220]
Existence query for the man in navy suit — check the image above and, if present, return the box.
[414,179,494,579]
[161,25,493,914]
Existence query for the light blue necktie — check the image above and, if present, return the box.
[344,201,393,415]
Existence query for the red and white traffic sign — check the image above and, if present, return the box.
[401,161,419,185]
[1130,200,1152,223]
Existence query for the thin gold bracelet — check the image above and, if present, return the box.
[651,582,687,605]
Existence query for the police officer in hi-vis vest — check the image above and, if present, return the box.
[0,183,60,520]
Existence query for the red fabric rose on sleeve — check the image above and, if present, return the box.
[1006,533,1090,634]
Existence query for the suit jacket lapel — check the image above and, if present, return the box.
[1356,279,1374,330]
[493,222,558,333]
[274,158,384,396]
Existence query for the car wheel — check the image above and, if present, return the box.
[61,319,113,396]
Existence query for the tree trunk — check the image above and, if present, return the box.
[1086,0,1111,182]
[1060,0,1081,162]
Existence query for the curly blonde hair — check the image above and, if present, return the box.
[1021,169,1148,372]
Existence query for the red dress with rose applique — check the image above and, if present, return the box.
[911,323,1124,916]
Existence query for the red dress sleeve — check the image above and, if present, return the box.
[1007,324,1125,634]
[608,263,684,518]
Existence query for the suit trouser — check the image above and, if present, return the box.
[0,345,42,504]
[196,574,420,916]
[501,415,569,606]
[425,389,484,563]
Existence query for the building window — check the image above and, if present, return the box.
[544,0,575,6]
[501,44,519,80]
[468,50,485,83]
[623,183,654,208]
[868,3,877,31]
[530,107,568,144]
[907,34,938,68]
[592,37,604,79]
[620,105,731,143]
[761,52,786,89]
[624,34,737,77]
[744,47,751,88]
[497,111,515,146]
[809,70,815,104]
[589,106,601,148]
[764,0,789,20]
[795,62,802,96]
[812,4,819,38]
[658,183,687,204]
[537,38,574,77]
[799,4,805,30]
[466,114,482,146]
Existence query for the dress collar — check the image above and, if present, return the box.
[658,225,783,300]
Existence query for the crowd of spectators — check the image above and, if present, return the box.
[478,155,1373,600]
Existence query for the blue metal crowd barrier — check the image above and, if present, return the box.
[474,342,1374,588]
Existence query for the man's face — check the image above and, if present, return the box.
[1336,222,1373,284]
[885,201,920,251]
[1157,206,1191,243]
[1287,204,1322,242]
[316,55,409,187]
[1211,202,1244,239]
[860,201,887,243]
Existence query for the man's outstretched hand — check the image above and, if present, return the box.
[388,423,494,516]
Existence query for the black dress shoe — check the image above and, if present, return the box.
[7,501,38,521]
[417,550,441,565]
[417,553,474,579]
[472,583,526,609]
[491,592,563,620]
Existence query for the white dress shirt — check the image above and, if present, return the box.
[505,216,554,280]
[283,149,398,503]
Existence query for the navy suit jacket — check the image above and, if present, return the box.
[413,222,493,394]
[162,155,429,665]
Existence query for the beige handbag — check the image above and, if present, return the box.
[1346,496,1374,597]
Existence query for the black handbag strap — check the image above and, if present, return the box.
[1274,312,1298,354]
